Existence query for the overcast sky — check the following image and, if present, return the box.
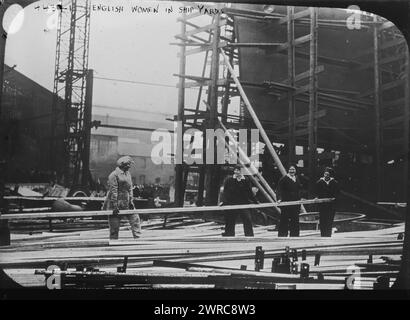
[5,0,214,116]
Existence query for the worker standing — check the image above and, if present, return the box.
[103,156,141,241]
[277,165,302,237]
[315,167,340,237]
[220,164,258,237]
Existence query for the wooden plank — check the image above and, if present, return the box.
[359,79,404,98]
[4,196,148,202]
[294,65,324,82]
[0,198,335,220]
[287,5,296,165]
[294,33,312,46]
[341,191,402,218]
[9,207,52,213]
[277,34,312,52]
[294,84,310,96]
[173,74,211,82]
[176,20,226,38]
[373,17,383,200]
[227,43,283,48]
[278,8,311,24]
[308,8,319,194]
[182,78,228,88]
[178,41,227,57]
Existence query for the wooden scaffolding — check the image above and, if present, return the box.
[173,4,409,207]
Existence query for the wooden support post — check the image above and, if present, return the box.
[403,47,409,200]
[373,15,383,201]
[221,27,235,124]
[193,26,213,126]
[0,6,6,119]
[196,127,206,206]
[191,26,212,207]
[0,9,7,240]
[287,6,296,166]
[308,8,318,195]
[205,12,222,206]
[175,13,187,207]
[81,69,93,186]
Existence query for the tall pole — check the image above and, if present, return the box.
[403,47,409,200]
[308,7,318,195]
[373,15,383,200]
[175,13,186,207]
[81,69,93,186]
[204,12,221,206]
[0,6,6,120]
[287,6,296,166]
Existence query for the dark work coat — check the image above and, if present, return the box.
[277,175,302,202]
[315,178,340,201]
[221,176,258,205]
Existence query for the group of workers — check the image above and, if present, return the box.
[220,164,340,238]
[104,156,339,241]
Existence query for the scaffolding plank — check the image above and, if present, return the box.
[227,42,283,48]
[294,84,310,96]
[278,8,311,24]
[179,41,227,57]
[359,79,404,98]
[277,34,312,51]
[176,20,226,38]
[173,74,211,81]
[182,78,228,88]
[294,65,324,82]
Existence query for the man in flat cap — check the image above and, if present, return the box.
[103,156,141,240]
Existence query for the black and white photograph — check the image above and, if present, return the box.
[0,0,409,298]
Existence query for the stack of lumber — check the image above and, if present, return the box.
[0,217,403,289]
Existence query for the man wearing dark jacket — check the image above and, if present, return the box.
[315,167,339,237]
[277,165,302,237]
[220,165,258,237]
